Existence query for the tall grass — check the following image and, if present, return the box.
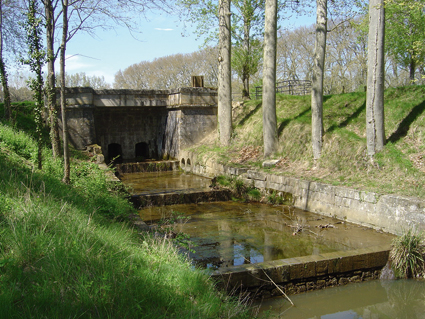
[390,230,425,279]
[0,108,254,318]
[191,86,425,198]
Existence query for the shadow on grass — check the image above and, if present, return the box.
[237,102,262,126]
[326,102,366,133]
[278,107,311,137]
[387,101,425,144]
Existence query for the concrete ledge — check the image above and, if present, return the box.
[211,245,390,298]
[130,189,233,208]
[116,160,179,174]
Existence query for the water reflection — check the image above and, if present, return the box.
[258,279,425,319]
[139,201,394,270]
[120,171,211,195]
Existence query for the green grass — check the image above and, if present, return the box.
[390,230,425,278]
[194,85,425,198]
[0,103,254,318]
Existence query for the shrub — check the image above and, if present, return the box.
[390,229,425,278]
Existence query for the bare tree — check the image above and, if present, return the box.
[0,0,24,121]
[60,0,70,183]
[262,0,277,157]
[311,0,327,161]
[0,0,11,120]
[218,0,232,146]
[113,48,218,89]
[366,0,385,157]
[41,0,171,159]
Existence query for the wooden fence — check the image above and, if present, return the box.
[254,80,312,99]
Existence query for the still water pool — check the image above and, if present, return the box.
[121,170,416,318]
[257,279,425,319]
[139,201,393,270]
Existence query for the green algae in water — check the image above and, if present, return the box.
[139,201,394,270]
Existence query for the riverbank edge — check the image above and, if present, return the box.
[179,149,425,236]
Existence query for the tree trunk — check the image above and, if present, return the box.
[61,0,70,184]
[311,0,327,161]
[218,0,232,146]
[409,57,416,83]
[44,0,60,158]
[242,8,250,99]
[262,0,278,157]
[0,0,11,121]
[366,0,385,157]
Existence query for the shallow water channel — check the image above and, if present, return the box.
[122,171,393,270]
[121,170,424,318]
[257,279,425,319]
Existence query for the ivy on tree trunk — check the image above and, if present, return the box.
[21,0,46,170]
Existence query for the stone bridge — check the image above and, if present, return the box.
[57,87,217,163]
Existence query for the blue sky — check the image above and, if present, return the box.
[62,9,314,85]
[64,13,204,84]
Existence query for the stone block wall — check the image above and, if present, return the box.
[56,87,218,162]
[212,245,390,298]
[179,149,425,235]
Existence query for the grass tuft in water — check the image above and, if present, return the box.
[390,229,425,279]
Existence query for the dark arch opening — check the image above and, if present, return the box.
[181,158,185,167]
[108,143,123,164]
[135,142,149,161]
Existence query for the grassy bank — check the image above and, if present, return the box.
[0,105,253,318]
[194,85,425,199]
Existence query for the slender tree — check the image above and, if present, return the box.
[21,0,46,170]
[232,0,265,98]
[60,0,70,183]
[177,0,265,98]
[262,0,278,157]
[43,0,60,158]
[385,0,425,83]
[0,0,23,120]
[366,0,385,157]
[218,0,232,146]
[311,0,327,161]
[0,0,11,121]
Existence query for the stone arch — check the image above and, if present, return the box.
[181,158,186,167]
[135,142,149,160]
[108,143,123,164]
[187,158,191,166]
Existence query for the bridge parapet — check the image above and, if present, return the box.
[59,87,217,108]
[168,87,217,108]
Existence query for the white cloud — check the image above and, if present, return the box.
[155,28,173,31]
[61,54,93,71]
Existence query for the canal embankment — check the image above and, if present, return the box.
[179,149,425,236]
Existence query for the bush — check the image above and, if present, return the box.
[390,229,425,278]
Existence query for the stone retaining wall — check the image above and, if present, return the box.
[179,150,425,235]
[211,245,389,298]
